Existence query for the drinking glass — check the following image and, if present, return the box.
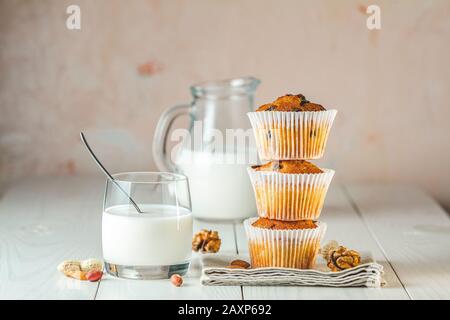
[102,172,192,280]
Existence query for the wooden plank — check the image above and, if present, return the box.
[0,176,104,300]
[95,220,242,300]
[345,184,450,300]
[235,185,410,300]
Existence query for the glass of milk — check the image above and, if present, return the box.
[102,172,193,280]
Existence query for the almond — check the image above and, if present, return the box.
[229,259,250,269]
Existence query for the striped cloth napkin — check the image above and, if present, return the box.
[200,252,384,287]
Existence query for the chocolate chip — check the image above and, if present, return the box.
[266,105,276,111]
[309,129,316,138]
[300,99,310,106]
[267,130,272,139]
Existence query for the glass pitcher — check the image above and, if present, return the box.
[153,77,260,221]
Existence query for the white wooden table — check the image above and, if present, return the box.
[1,176,449,300]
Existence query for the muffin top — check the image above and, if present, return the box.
[252,160,323,174]
[256,94,326,112]
[252,218,318,230]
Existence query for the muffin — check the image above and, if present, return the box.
[244,217,326,269]
[248,160,334,221]
[248,94,337,160]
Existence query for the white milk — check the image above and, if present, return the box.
[176,150,257,221]
[102,204,193,266]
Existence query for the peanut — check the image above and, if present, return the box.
[170,274,183,287]
[86,270,103,282]
[66,270,87,281]
[80,258,103,272]
[58,258,104,281]
[57,260,81,274]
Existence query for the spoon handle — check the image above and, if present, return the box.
[80,132,143,213]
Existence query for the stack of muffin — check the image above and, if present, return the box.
[245,94,337,269]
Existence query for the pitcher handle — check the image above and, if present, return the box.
[153,104,191,172]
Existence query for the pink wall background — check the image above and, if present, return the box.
[1,0,449,209]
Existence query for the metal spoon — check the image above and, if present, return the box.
[79,132,143,213]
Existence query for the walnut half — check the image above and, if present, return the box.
[327,246,361,272]
[192,229,221,253]
[321,241,361,272]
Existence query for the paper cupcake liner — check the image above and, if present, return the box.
[248,167,334,221]
[248,110,337,160]
[244,218,327,269]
